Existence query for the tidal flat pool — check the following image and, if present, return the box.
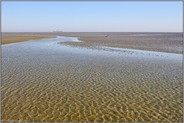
[1,36,183,122]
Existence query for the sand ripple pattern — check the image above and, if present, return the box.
[1,40,183,122]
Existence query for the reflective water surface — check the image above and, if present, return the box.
[2,36,183,122]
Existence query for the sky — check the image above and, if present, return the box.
[2,1,183,32]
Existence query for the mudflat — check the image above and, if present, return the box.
[2,32,183,53]
[60,32,183,54]
[1,35,52,44]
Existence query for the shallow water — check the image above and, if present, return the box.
[1,36,183,122]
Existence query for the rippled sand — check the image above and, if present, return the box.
[1,37,183,122]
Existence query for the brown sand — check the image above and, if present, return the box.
[1,35,52,44]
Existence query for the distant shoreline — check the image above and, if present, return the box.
[2,32,183,54]
[1,35,53,44]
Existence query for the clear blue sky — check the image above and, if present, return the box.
[2,1,183,32]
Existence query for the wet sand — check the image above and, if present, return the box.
[2,32,183,53]
[1,35,183,122]
[60,32,183,54]
[1,36,52,44]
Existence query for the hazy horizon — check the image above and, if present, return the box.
[2,31,183,33]
[2,1,183,32]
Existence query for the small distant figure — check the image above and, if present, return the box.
[105,35,108,38]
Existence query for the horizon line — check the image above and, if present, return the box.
[2,31,183,33]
